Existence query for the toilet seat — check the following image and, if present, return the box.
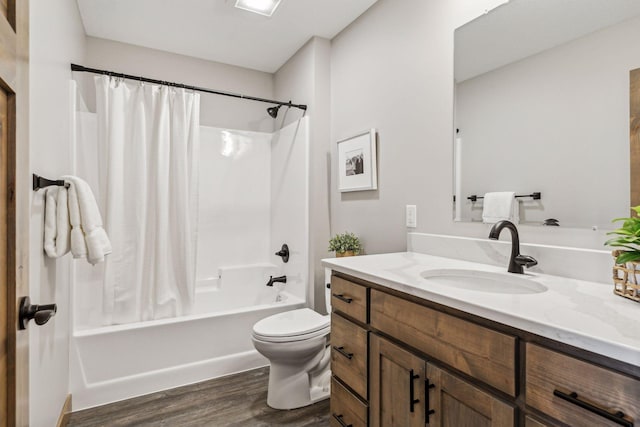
[252,308,330,343]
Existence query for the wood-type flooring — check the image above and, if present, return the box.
[67,367,330,427]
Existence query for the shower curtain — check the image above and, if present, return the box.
[95,75,200,324]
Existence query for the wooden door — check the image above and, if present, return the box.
[0,1,30,426]
[427,364,515,427]
[631,68,640,208]
[369,334,426,427]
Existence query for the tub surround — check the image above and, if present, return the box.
[323,247,640,368]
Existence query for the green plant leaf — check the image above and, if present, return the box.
[605,207,640,249]
[616,251,640,264]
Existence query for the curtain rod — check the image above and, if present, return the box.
[70,63,307,111]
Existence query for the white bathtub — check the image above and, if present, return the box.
[69,277,305,410]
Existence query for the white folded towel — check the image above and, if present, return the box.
[43,186,70,258]
[482,191,519,224]
[62,175,112,265]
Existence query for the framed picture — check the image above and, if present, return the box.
[337,129,378,192]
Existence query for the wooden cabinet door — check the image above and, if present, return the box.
[369,334,426,427]
[427,364,515,427]
[0,1,29,426]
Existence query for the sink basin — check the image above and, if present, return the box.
[420,269,547,294]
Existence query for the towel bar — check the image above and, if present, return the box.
[32,174,69,191]
[467,192,541,202]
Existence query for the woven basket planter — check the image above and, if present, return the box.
[336,250,357,258]
[612,250,640,302]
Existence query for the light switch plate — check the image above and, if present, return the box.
[406,205,417,228]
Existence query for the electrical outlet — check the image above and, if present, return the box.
[406,205,417,228]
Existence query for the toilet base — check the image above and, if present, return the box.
[266,346,331,410]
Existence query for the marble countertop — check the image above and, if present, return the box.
[322,252,640,367]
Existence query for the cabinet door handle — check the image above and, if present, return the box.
[333,346,354,360]
[425,378,435,424]
[409,370,420,413]
[332,413,353,427]
[332,293,353,303]
[553,388,633,427]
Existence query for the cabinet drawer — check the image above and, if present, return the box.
[526,343,640,427]
[331,377,368,427]
[370,289,517,396]
[524,415,554,427]
[331,313,368,399]
[331,276,368,324]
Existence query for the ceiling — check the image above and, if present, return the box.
[455,0,640,82]
[76,0,379,73]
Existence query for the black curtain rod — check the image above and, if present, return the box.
[70,63,307,111]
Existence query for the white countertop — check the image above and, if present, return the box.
[322,252,640,367]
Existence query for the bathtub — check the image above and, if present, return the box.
[69,267,305,410]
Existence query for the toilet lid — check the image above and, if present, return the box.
[253,308,329,339]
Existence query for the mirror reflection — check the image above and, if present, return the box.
[453,0,640,228]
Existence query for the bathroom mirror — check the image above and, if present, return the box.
[453,0,640,228]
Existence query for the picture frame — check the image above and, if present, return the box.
[337,129,378,192]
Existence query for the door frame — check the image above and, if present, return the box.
[1,0,30,425]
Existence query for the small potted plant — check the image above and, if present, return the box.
[605,206,640,302]
[605,206,640,264]
[328,232,362,257]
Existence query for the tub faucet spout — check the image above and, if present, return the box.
[266,275,287,287]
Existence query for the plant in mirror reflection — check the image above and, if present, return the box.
[605,206,640,264]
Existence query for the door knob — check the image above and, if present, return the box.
[18,296,57,330]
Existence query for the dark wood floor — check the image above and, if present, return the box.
[67,367,330,427]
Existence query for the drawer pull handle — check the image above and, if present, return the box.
[332,413,353,427]
[553,388,633,427]
[333,293,353,303]
[426,378,435,424]
[333,346,354,359]
[409,369,420,413]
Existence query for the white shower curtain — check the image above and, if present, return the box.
[95,75,200,324]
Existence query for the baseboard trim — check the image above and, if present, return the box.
[56,394,72,427]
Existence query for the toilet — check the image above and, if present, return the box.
[251,284,331,410]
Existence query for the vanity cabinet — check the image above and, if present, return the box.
[369,334,426,427]
[330,277,369,427]
[331,312,368,398]
[329,272,640,427]
[526,343,640,426]
[427,363,515,426]
[524,416,553,427]
[370,289,517,397]
[369,333,514,427]
[331,377,367,427]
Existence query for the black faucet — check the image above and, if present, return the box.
[488,220,538,274]
[266,275,287,287]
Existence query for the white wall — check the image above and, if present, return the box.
[457,16,637,227]
[83,37,275,132]
[274,37,331,312]
[330,0,612,254]
[29,1,86,426]
[330,0,457,255]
